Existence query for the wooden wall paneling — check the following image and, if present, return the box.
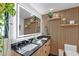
[61,27,78,44]
[48,19,61,55]
[43,7,79,55]
[58,7,79,52]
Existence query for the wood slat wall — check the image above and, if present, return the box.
[48,20,61,55]
[58,7,79,51]
[42,6,79,54]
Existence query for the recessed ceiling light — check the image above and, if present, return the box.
[49,8,54,11]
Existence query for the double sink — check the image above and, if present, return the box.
[11,38,48,55]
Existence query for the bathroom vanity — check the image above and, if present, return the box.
[11,36,50,56]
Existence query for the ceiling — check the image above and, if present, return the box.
[29,3,79,14]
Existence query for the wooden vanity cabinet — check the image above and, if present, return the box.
[32,40,50,56]
[11,40,50,56]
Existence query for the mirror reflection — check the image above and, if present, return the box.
[19,6,40,36]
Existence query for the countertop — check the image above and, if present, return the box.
[11,35,50,56]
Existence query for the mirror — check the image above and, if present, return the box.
[17,4,41,38]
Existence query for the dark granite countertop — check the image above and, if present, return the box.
[11,35,50,56]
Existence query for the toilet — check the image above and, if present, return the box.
[64,44,79,56]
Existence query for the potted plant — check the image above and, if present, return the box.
[0,3,16,55]
[0,3,16,37]
[47,11,53,18]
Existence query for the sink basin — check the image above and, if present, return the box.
[17,44,38,54]
[36,40,42,45]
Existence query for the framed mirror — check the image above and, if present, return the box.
[16,4,41,38]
